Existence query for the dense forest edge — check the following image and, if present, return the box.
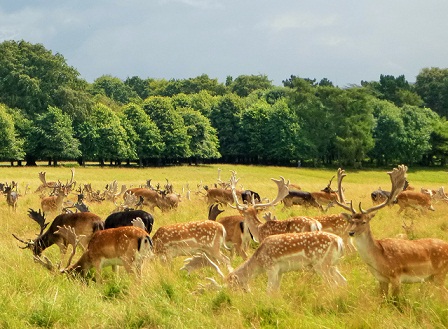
[1,39,448,168]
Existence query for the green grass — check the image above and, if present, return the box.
[1,163,448,328]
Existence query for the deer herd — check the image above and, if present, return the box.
[4,165,448,302]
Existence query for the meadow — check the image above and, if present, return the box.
[1,163,448,329]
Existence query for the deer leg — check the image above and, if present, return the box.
[378,281,389,297]
[266,268,282,293]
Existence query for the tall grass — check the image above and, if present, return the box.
[1,164,448,328]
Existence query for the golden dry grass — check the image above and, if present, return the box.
[1,163,448,328]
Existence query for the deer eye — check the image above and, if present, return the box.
[362,221,367,225]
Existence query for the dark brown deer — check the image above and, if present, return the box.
[12,209,104,260]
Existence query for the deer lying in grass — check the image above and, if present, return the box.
[198,231,346,293]
[152,220,232,277]
[13,209,104,259]
[34,218,154,280]
[335,165,448,300]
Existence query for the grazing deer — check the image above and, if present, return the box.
[230,173,321,242]
[34,221,153,280]
[4,182,19,212]
[152,220,232,277]
[12,209,104,259]
[208,203,251,259]
[335,165,448,300]
[202,231,346,292]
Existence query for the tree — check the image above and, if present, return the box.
[26,106,80,166]
[415,67,448,118]
[230,74,273,97]
[0,40,91,119]
[90,75,140,105]
[142,96,191,162]
[121,103,164,166]
[399,105,438,165]
[319,87,375,166]
[0,104,25,162]
[124,76,151,100]
[179,107,221,163]
[369,99,406,165]
[210,94,245,162]
[362,74,423,107]
[76,103,133,166]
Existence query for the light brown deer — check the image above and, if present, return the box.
[208,203,251,259]
[335,165,448,300]
[152,220,232,277]
[230,173,322,243]
[202,231,346,292]
[395,190,435,214]
[33,220,153,280]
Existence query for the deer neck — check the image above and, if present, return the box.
[242,208,262,242]
[229,255,260,288]
[351,225,383,268]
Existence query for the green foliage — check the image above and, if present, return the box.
[26,106,81,163]
[0,104,25,160]
[179,107,221,161]
[142,96,191,160]
[121,103,164,164]
[0,40,89,119]
[230,74,273,97]
[90,75,140,105]
[415,67,448,118]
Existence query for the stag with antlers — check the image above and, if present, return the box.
[230,172,322,243]
[335,165,448,300]
[33,219,153,280]
[13,209,104,261]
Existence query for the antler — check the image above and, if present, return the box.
[55,225,85,268]
[131,217,146,230]
[27,208,49,235]
[230,171,289,210]
[335,168,355,213]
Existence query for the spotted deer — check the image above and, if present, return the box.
[202,231,346,292]
[152,220,233,277]
[230,173,321,243]
[33,219,153,280]
[335,165,448,300]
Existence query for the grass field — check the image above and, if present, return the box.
[1,163,448,328]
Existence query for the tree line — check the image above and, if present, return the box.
[1,40,448,167]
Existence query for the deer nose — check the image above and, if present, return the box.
[349,231,355,237]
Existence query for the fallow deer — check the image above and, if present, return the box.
[335,165,448,300]
[4,182,19,212]
[34,220,153,280]
[395,190,435,214]
[230,173,321,243]
[152,220,232,277]
[13,209,104,260]
[201,231,346,292]
[208,203,251,259]
[104,209,154,234]
[41,183,71,213]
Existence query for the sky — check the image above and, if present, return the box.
[1,0,448,87]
